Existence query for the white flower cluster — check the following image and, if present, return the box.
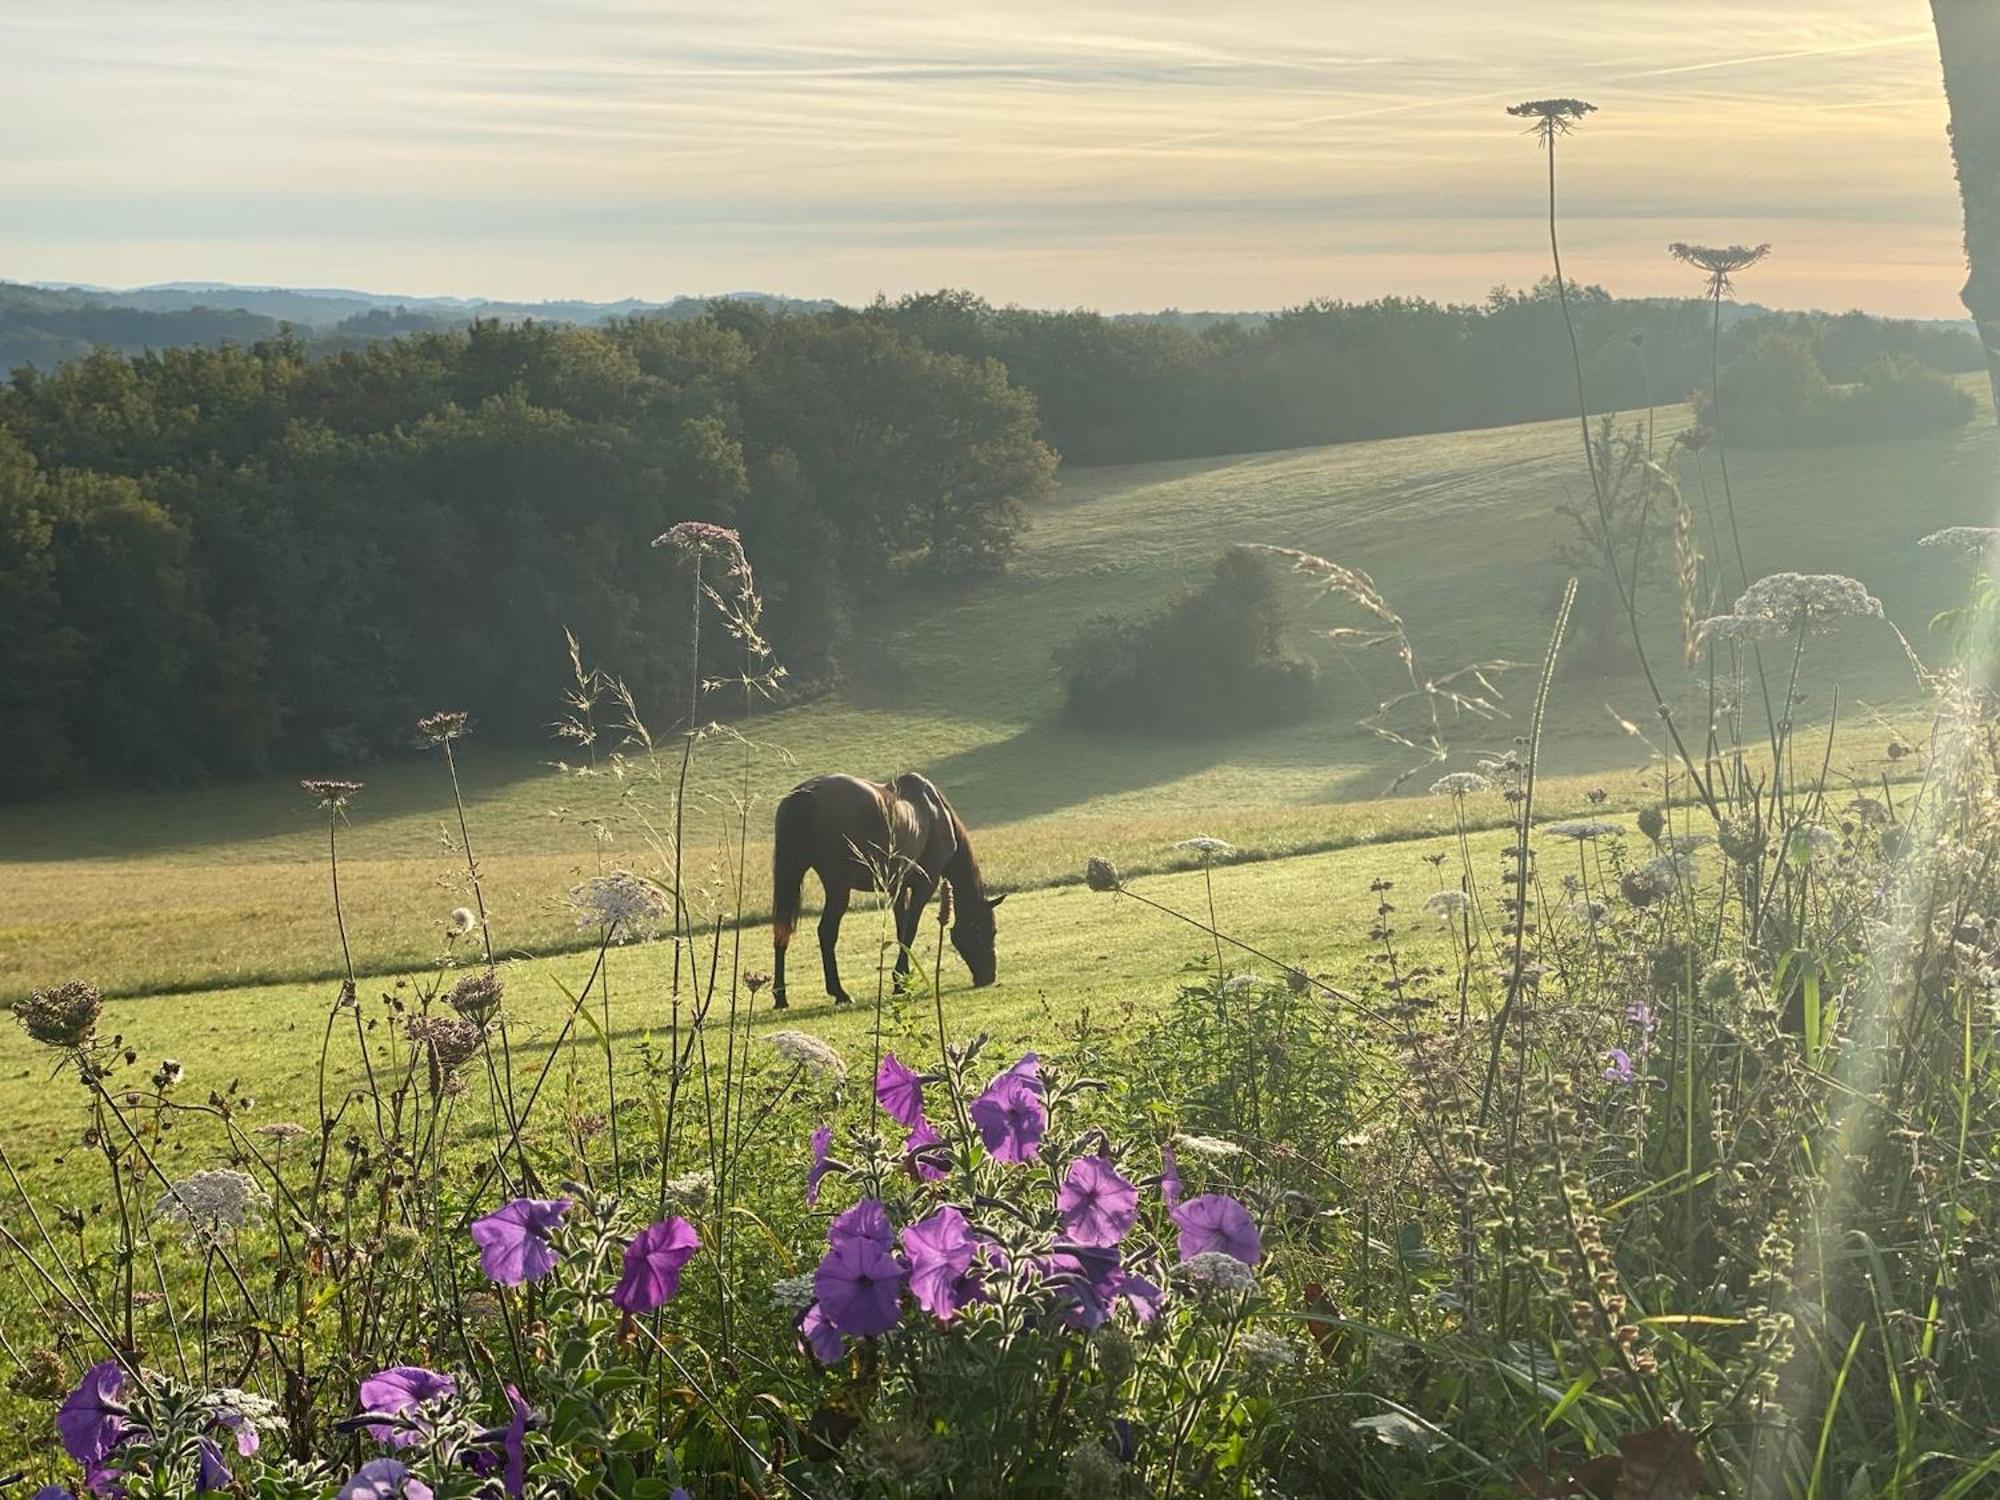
[567,871,670,939]
[770,1272,818,1312]
[664,1168,715,1206]
[447,906,479,937]
[1175,836,1236,857]
[153,1169,269,1242]
[1171,1132,1243,1160]
[1543,819,1623,842]
[765,1029,847,1082]
[1570,898,1608,928]
[1788,824,1840,865]
[1421,890,1472,922]
[1429,772,1491,798]
[204,1387,286,1445]
[1222,973,1259,995]
[1640,852,1694,885]
[1236,1327,1303,1376]
[1695,572,1882,647]
[1175,1251,1259,1295]
[1920,526,2000,553]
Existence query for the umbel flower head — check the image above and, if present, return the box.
[652,519,744,561]
[415,710,469,745]
[14,978,102,1049]
[567,871,670,939]
[766,1028,847,1083]
[153,1169,270,1243]
[1669,241,1772,296]
[301,778,364,810]
[446,968,504,1023]
[1695,573,1882,647]
[1084,856,1120,893]
[1507,97,1596,140]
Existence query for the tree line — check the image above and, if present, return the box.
[0,286,1979,795]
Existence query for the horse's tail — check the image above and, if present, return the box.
[771,786,817,944]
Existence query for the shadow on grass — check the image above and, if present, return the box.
[913,719,1233,825]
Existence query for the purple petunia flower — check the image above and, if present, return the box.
[1604,1047,1635,1084]
[501,1385,533,1498]
[612,1217,701,1314]
[195,1437,231,1494]
[1171,1194,1262,1264]
[806,1124,836,1205]
[1041,1246,1159,1330]
[800,1301,846,1363]
[57,1362,127,1472]
[905,1121,949,1182]
[358,1366,458,1447]
[901,1206,982,1322]
[337,1459,434,1500]
[1059,1156,1140,1248]
[829,1197,895,1253]
[814,1235,905,1336]
[1159,1142,1182,1208]
[969,1074,1046,1163]
[470,1197,571,1286]
[34,1488,73,1500]
[874,1052,927,1128]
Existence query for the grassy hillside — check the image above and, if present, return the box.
[1,403,1986,1000]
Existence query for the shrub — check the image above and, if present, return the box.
[1699,332,1975,447]
[1056,546,1319,733]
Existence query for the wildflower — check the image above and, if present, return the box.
[1637,806,1666,842]
[15,978,102,1049]
[799,1302,846,1363]
[1788,824,1840,865]
[1604,1048,1636,1085]
[415,710,469,744]
[1175,836,1235,857]
[1059,1156,1141,1248]
[255,1121,308,1144]
[1041,1246,1158,1331]
[357,1367,457,1448]
[874,1052,927,1128]
[1572,898,1609,928]
[301,778,364,809]
[902,1206,981,1322]
[815,1237,905,1337]
[205,1388,282,1457]
[611,1217,701,1314]
[806,1125,835,1205]
[1160,1142,1183,1208]
[500,1386,533,1498]
[904,1121,948,1182]
[1642,853,1693,885]
[153,1169,268,1243]
[1543,819,1623,841]
[152,1058,185,1090]
[1621,868,1666,907]
[1429,771,1491,798]
[1669,241,1772,296]
[567,871,669,940]
[1066,1438,1123,1498]
[1237,1327,1303,1377]
[1174,1250,1259,1295]
[771,1273,818,1312]
[1223,973,1258,995]
[447,968,504,1023]
[1920,526,2000,553]
[970,1070,1047,1164]
[766,1029,847,1083]
[652,520,744,559]
[470,1197,571,1286]
[1421,890,1471,922]
[1694,573,1882,648]
[829,1198,895,1253]
[9,1348,66,1401]
[446,907,478,938]
[1171,1193,1262,1264]
[1625,1001,1656,1037]
[1084,856,1120,893]
[1171,1132,1243,1160]
[196,1436,232,1492]
[338,1458,434,1500]
[663,1168,714,1207]
[1718,815,1762,862]
[1507,97,1597,139]
[57,1361,128,1472]
[407,1014,485,1078]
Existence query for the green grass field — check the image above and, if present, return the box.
[2,403,1979,1005]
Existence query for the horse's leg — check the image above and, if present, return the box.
[892,876,933,993]
[819,882,852,1006]
[772,925,790,1011]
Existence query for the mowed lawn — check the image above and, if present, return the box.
[0,828,1515,1197]
[1,403,1985,1000]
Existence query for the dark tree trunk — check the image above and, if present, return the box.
[1934,1,2000,420]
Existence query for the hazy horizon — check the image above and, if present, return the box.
[4,1,1972,319]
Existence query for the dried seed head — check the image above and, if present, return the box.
[416,710,470,745]
[14,979,102,1050]
[1085,856,1120,893]
[446,968,505,1024]
[300,778,364,809]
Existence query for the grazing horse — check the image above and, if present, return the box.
[770,772,1003,1008]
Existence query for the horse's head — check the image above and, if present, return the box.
[951,891,1005,987]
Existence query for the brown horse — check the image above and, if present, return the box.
[770,772,1003,1008]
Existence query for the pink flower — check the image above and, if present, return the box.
[1058,1157,1139,1248]
[1171,1194,1262,1264]
[611,1217,701,1314]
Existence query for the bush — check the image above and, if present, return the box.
[1056,547,1319,733]
[1700,332,1975,447]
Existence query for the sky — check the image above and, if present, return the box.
[0,0,1973,317]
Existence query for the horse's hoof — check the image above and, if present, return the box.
[770,994,789,1011]
[831,995,853,1008]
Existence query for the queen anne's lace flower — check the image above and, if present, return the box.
[1543,819,1623,841]
[13,979,101,1049]
[1171,1133,1243,1160]
[770,1272,818,1312]
[567,872,670,939]
[1174,1251,1259,1295]
[1695,573,1882,647]
[1236,1327,1303,1376]
[1920,526,2000,553]
[1429,772,1491,798]
[154,1170,269,1243]
[1175,836,1236,857]
[766,1029,847,1082]
[1422,890,1472,922]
